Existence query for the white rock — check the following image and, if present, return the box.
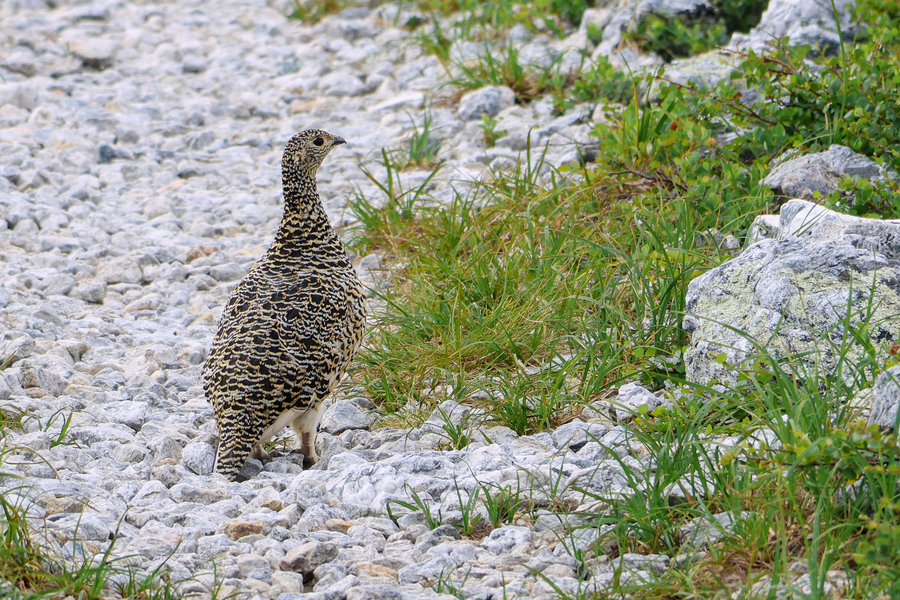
[68,38,121,69]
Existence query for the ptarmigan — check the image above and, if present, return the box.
[203,129,366,481]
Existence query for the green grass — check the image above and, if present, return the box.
[340,0,900,596]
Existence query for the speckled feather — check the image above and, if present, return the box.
[203,129,366,481]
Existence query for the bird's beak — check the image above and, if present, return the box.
[333,137,347,146]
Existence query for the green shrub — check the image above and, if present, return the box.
[715,0,767,33]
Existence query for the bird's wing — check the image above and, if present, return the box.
[270,274,361,402]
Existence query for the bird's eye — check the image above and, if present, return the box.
[313,137,324,146]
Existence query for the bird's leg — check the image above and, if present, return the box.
[289,403,324,466]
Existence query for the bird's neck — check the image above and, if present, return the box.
[272,171,348,264]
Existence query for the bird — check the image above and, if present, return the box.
[202,129,366,481]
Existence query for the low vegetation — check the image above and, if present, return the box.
[0,437,196,599]
[336,0,900,596]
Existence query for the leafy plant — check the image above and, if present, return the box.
[478,114,507,148]
[566,55,637,106]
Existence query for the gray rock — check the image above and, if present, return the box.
[517,40,559,69]
[279,540,339,575]
[170,482,229,504]
[70,280,108,303]
[679,511,751,549]
[345,584,404,600]
[616,553,670,575]
[1,47,38,77]
[661,51,740,90]
[458,86,516,121]
[237,553,269,576]
[481,526,532,554]
[149,436,183,462]
[208,262,248,282]
[601,382,670,421]
[685,200,900,387]
[319,397,377,434]
[479,426,519,445]
[319,72,366,97]
[238,457,264,480]
[99,258,143,284]
[18,358,65,396]
[123,522,186,560]
[761,145,897,202]
[397,556,457,584]
[98,144,133,163]
[0,83,38,110]
[182,439,218,476]
[420,400,473,436]
[15,431,51,451]
[68,38,120,69]
[366,91,425,113]
[182,55,207,73]
[114,443,150,463]
[415,525,461,551]
[869,366,900,430]
[355,252,387,297]
[50,513,110,541]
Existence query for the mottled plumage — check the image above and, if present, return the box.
[203,129,366,481]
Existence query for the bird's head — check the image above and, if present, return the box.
[282,129,346,177]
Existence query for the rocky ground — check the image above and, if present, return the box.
[0,0,858,598]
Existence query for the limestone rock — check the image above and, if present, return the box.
[458,86,516,121]
[685,200,900,386]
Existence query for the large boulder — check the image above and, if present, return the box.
[728,0,857,55]
[684,199,900,387]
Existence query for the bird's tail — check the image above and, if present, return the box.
[214,422,255,481]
